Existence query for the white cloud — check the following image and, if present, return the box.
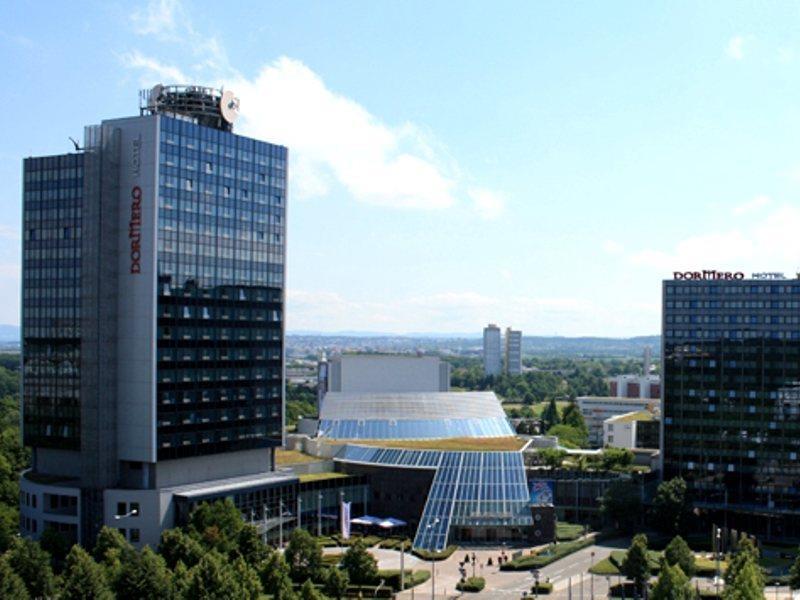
[123,11,502,217]
[629,202,800,274]
[726,35,747,60]
[131,0,181,37]
[602,240,624,255]
[120,50,187,83]
[231,57,459,211]
[468,188,505,219]
[732,195,770,216]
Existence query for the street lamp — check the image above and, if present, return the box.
[471,552,477,579]
[532,569,541,600]
[317,492,323,537]
[426,519,440,600]
[590,551,596,599]
[114,508,138,520]
[605,576,611,600]
[715,527,722,597]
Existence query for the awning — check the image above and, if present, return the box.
[378,517,407,529]
[350,515,383,526]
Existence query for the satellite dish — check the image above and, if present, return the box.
[220,90,240,124]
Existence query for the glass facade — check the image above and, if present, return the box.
[318,416,514,440]
[336,445,533,550]
[155,116,286,459]
[663,279,800,538]
[22,154,83,449]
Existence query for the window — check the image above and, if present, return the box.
[130,528,140,543]
[130,502,140,517]
[116,502,126,516]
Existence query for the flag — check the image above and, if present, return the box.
[340,501,351,540]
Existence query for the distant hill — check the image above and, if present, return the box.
[287,332,660,358]
[0,326,19,343]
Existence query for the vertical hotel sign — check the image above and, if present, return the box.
[130,134,143,274]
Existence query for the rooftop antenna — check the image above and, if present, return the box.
[68,137,82,152]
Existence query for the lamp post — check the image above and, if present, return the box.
[715,527,721,597]
[426,519,440,600]
[471,552,476,579]
[297,496,302,530]
[317,492,323,537]
[262,503,268,544]
[605,576,611,600]
[533,569,541,600]
[590,551,596,599]
[279,500,284,548]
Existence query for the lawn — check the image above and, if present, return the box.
[297,472,350,483]
[555,522,585,541]
[346,437,527,451]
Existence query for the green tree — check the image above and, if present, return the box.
[300,578,327,600]
[600,447,634,471]
[0,556,29,600]
[39,526,71,565]
[601,480,643,532]
[621,534,650,597]
[546,424,587,448]
[537,448,566,468]
[541,398,559,430]
[260,552,298,600]
[723,559,764,600]
[651,477,690,534]
[725,537,761,588]
[236,522,271,566]
[651,560,695,600]
[116,546,173,600]
[561,401,589,435]
[790,547,800,590]
[285,528,323,582]
[94,524,134,562]
[159,527,205,569]
[6,537,56,599]
[232,556,263,600]
[324,567,349,599]
[341,539,378,585]
[61,545,115,600]
[0,504,18,553]
[664,535,696,578]
[186,551,244,600]
[188,498,245,554]
[172,561,191,599]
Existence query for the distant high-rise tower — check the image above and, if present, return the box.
[643,346,652,374]
[483,324,501,376]
[504,328,522,375]
[19,85,288,548]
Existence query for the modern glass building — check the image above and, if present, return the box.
[19,85,288,548]
[321,390,537,550]
[662,275,800,539]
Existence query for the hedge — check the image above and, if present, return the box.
[378,537,411,551]
[376,569,430,591]
[531,582,554,594]
[345,585,393,598]
[456,577,486,592]
[412,545,459,561]
[501,537,594,570]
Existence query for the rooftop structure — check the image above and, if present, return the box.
[577,396,659,447]
[318,391,514,439]
[320,354,450,395]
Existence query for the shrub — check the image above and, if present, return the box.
[456,576,486,592]
[531,582,554,594]
[501,537,594,570]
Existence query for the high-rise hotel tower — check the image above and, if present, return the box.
[662,271,800,539]
[20,86,290,547]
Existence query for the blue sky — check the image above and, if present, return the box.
[3,1,800,336]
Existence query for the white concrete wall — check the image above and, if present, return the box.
[113,115,159,463]
[156,448,272,488]
[603,418,636,449]
[103,487,168,549]
[330,355,449,393]
[19,471,82,543]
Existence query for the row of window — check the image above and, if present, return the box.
[665,330,800,339]
[668,314,800,324]
[666,285,800,295]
